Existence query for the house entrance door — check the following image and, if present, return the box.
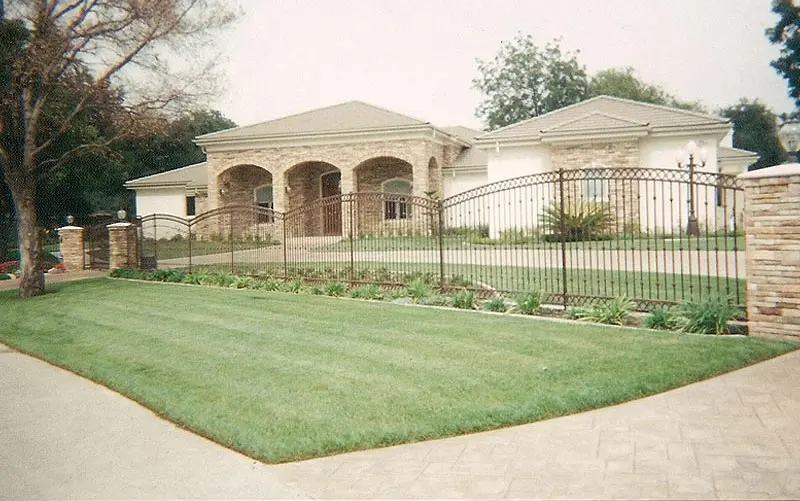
[320,171,342,236]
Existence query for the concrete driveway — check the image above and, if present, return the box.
[1,344,798,500]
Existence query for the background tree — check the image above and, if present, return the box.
[0,0,238,298]
[720,99,785,170]
[588,67,705,112]
[767,0,800,108]
[473,35,588,130]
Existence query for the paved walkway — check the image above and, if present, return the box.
[1,345,799,499]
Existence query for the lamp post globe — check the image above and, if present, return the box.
[778,119,800,163]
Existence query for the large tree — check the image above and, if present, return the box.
[0,0,237,298]
[720,99,785,170]
[767,0,800,108]
[473,35,588,130]
[588,67,705,112]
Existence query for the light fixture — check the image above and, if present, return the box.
[66,214,75,225]
[674,141,706,237]
[778,119,800,163]
[116,209,127,221]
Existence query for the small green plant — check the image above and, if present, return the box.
[567,297,635,325]
[483,297,508,313]
[230,276,257,289]
[350,285,384,301]
[262,280,282,291]
[540,201,614,242]
[282,278,305,293]
[451,289,476,310]
[673,295,742,335]
[405,279,431,303]
[388,288,407,301]
[516,290,542,315]
[645,307,677,330]
[323,282,347,297]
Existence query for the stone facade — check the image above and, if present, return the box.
[550,141,641,232]
[205,138,455,237]
[739,166,800,340]
[57,226,85,271]
[107,223,138,270]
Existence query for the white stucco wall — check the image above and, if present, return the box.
[484,145,554,237]
[134,187,188,217]
[638,134,726,233]
[442,169,489,231]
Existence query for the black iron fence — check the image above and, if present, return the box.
[137,167,745,312]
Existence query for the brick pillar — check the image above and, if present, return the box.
[107,223,138,270]
[57,226,85,271]
[738,164,800,340]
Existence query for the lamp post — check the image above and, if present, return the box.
[675,141,707,237]
[778,119,800,163]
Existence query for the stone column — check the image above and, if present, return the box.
[107,222,138,270]
[738,164,800,340]
[57,225,85,271]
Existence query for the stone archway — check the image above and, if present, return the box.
[285,161,342,237]
[217,164,273,208]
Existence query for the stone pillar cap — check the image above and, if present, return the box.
[57,225,84,231]
[738,163,800,180]
[107,222,133,229]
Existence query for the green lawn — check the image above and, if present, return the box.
[2,279,791,463]
[141,239,276,260]
[316,234,745,253]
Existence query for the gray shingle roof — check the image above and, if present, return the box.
[478,96,729,142]
[439,126,488,169]
[718,146,759,161]
[195,101,430,142]
[124,162,208,188]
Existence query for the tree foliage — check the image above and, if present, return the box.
[720,99,785,170]
[0,0,238,297]
[767,0,800,108]
[473,35,588,130]
[587,67,705,112]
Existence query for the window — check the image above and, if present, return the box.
[185,196,196,216]
[582,168,609,201]
[382,179,412,220]
[254,185,274,223]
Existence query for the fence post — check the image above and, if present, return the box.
[187,225,193,273]
[229,211,234,274]
[107,222,137,270]
[282,215,288,280]
[738,164,800,340]
[438,199,445,289]
[348,196,355,284]
[558,168,569,308]
[57,225,85,271]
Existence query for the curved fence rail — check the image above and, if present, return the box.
[135,168,745,312]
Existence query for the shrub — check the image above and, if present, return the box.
[451,289,476,310]
[405,279,430,303]
[483,297,508,313]
[645,307,677,330]
[231,276,257,289]
[568,297,635,325]
[351,285,384,300]
[323,282,347,297]
[540,202,614,242]
[281,278,305,293]
[261,280,283,292]
[673,295,742,335]
[517,290,543,315]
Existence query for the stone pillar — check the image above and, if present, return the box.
[57,226,85,271]
[738,164,800,340]
[107,222,138,270]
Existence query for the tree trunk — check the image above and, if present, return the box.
[13,180,45,298]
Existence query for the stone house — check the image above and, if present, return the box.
[125,97,757,238]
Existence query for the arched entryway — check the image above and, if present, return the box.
[285,161,342,236]
[354,156,415,235]
[217,164,273,208]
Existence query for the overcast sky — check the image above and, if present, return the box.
[211,0,794,130]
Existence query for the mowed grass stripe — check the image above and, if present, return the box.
[1,278,795,463]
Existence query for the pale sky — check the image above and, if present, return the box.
[211,0,794,131]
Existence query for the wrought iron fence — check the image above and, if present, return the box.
[136,167,745,312]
